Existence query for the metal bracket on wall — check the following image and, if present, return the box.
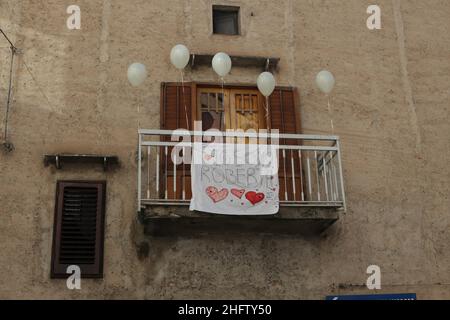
[44,154,119,171]
[189,54,280,72]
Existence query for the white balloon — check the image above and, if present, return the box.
[127,63,148,87]
[315,70,335,94]
[170,44,190,70]
[257,72,276,97]
[212,52,232,77]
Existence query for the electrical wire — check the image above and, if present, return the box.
[1,27,56,151]
[0,27,17,150]
[0,28,15,49]
[3,45,14,145]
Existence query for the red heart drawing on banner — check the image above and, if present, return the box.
[206,186,229,203]
[245,191,265,205]
[231,189,245,199]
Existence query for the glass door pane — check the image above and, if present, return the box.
[199,91,225,131]
[196,87,265,132]
[229,89,266,131]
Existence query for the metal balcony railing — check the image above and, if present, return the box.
[138,129,346,212]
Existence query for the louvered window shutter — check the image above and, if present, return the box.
[268,87,301,135]
[160,82,193,131]
[51,181,106,278]
[160,83,194,200]
[268,87,303,201]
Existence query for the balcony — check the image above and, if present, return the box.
[137,129,346,235]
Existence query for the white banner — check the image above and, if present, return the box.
[189,143,279,215]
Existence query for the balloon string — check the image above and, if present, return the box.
[327,96,334,134]
[137,102,141,130]
[220,77,224,101]
[180,70,190,131]
[265,96,270,131]
[221,78,225,133]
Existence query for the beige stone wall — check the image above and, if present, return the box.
[0,0,449,299]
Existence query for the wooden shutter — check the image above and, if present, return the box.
[268,87,301,135]
[161,82,194,131]
[51,181,106,278]
[268,87,303,201]
[160,83,194,200]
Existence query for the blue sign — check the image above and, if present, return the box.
[326,293,417,300]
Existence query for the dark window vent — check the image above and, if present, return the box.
[51,181,106,278]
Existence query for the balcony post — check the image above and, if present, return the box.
[336,138,347,212]
[138,132,142,213]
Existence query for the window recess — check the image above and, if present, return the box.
[213,5,240,35]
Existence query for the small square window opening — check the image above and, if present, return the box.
[213,6,240,35]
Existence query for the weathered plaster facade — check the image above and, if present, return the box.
[0,0,449,299]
